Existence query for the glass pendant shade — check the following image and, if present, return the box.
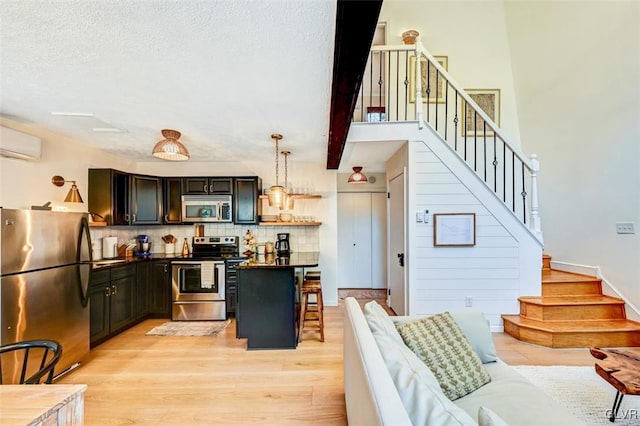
[348,166,368,184]
[280,150,294,211]
[152,129,190,161]
[268,185,285,207]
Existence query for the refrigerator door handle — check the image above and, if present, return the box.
[77,216,92,307]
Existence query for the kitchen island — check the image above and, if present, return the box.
[236,252,319,350]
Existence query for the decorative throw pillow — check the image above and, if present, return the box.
[372,331,477,425]
[478,406,509,426]
[396,312,491,401]
[450,311,498,364]
[363,300,405,346]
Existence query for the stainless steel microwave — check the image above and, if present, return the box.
[181,195,232,222]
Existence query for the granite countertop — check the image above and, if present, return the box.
[92,253,248,269]
[237,252,319,269]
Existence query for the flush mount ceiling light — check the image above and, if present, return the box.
[51,175,84,203]
[152,129,190,161]
[348,166,369,184]
[268,133,286,207]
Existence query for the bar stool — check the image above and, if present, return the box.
[298,271,324,343]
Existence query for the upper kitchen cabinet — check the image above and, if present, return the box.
[89,169,163,226]
[163,177,182,224]
[182,177,233,195]
[233,177,262,225]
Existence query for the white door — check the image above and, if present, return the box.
[337,193,372,288]
[371,192,387,289]
[388,172,406,315]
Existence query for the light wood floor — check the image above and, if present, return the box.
[59,299,599,425]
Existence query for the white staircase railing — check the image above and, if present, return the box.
[354,41,542,241]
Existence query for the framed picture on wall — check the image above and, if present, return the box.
[461,89,501,137]
[409,55,448,103]
[433,213,476,246]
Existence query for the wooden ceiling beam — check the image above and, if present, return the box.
[326,0,383,170]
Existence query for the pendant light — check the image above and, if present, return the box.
[280,150,294,211]
[152,129,190,161]
[348,166,369,184]
[268,133,285,207]
[51,175,84,203]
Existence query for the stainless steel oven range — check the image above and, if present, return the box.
[171,236,239,321]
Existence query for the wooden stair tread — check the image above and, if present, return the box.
[542,269,600,283]
[519,295,625,306]
[502,315,640,332]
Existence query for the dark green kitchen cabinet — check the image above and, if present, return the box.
[163,177,182,224]
[233,177,262,224]
[150,261,171,317]
[135,262,152,319]
[183,177,233,195]
[89,264,136,347]
[130,175,163,225]
[89,169,163,225]
[89,168,130,225]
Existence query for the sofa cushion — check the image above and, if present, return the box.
[363,300,405,346]
[450,311,498,363]
[396,312,491,401]
[478,406,509,426]
[371,330,477,425]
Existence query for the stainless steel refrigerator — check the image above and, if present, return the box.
[0,208,92,383]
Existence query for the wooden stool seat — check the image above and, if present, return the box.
[298,278,324,343]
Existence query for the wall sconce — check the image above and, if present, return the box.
[152,129,190,161]
[51,175,84,203]
[348,166,369,184]
[401,29,420,45]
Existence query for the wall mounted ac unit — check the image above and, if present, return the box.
[0,126,42,160]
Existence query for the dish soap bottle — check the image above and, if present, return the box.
[181,238,189,256]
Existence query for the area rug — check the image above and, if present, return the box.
[512,365,638,425]
[146,320,230,336]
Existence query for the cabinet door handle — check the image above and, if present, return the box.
[209,184,214,193]
[164,214,169,222]
[111,284,117,295]
[105,286,110,297]
[125,214,130,222]
[132,214,136,222]
[203,184,208,193]
[164,264,168,273]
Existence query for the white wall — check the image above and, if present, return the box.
[0,123,134,211]
[379,0,522,146]
[504,1,640,312]
[350,122,542,330]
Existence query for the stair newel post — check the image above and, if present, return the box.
[530,154,543,243]
[415,42,424,128]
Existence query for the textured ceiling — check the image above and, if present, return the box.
[0,0,354,166]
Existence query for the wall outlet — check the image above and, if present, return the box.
[616,222,636,234]
[464,297,473,307]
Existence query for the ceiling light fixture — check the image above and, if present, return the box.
[51,175,84,203]
[280,150,294,211]
[152,129,190,161]
[348,166,369,184]
[268,133,285,207]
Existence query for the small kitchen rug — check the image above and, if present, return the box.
[146,320,230,336]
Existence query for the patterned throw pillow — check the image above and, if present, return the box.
[396,312,491,401]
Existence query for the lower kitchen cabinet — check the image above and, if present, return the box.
[135,262,152,319]
[150,261,171,317]
[89,264,136,347]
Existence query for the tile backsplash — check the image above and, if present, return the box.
[90,223,320,255]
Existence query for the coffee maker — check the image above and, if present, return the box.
[136,234,152,257]
[275,233,290,256]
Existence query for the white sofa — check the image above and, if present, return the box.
[343,297,584,425]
